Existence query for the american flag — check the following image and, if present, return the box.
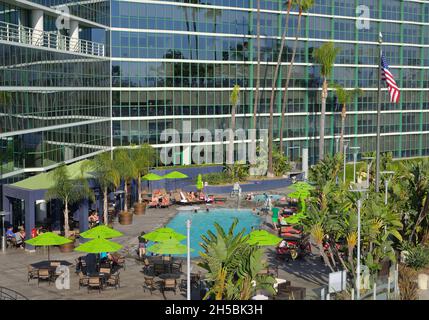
[381,52,400,103]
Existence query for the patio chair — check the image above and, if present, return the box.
[27,265,38,282]
[161,278,177,295]
[143,276,159,295]
[142,258,153,275]
[88,277,103,293]
[106,272,120,289]
[171,261,182,273]
[37,269,53,286]
[78,272,89,289]
[99,267,111,275]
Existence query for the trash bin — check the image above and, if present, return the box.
[418,274,428,290]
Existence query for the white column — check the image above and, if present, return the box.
[302,148,309,180]
[69,20,79,52]
[31,10,43,45]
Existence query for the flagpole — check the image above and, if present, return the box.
[375,33,383,193]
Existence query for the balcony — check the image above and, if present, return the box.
[0,21,105,57]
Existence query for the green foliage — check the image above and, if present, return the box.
[272,147,292,176]
[402,243,429,271]
[229,84,240,107]
[224,162,249,182]
[198,219,276,300]
[196,174,204,190]
[200,172,233,185]
[313,42,341,78]
[309,154,343,189]
[332,84,362,106]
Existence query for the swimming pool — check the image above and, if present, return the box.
[252,194,284,202]
[165,209,262,258]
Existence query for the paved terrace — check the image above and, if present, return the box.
[0,187,329,300]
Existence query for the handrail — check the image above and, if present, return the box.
[0,21,104,57]
[0,287,29,300]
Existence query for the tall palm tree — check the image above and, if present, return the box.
[114,148,134,212]
[332,84,362,155]
[45,163,93,237]
[313,42,341,161]
[82,152,119,225]
[228,84,241,166]
[267,0,294,176]
[129,144,156,204]
[253,0,261,132]
[279,0,314,154]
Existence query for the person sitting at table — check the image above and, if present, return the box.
[6,226,14,240]
[100,252,108,262]
[88,211,99,228]
[15,228,26,249]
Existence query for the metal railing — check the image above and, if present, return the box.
[0,287,28,300]
[0,21,104,57]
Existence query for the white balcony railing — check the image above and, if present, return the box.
[0,21,105,57]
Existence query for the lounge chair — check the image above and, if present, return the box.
[179,192,191,205]
[148,196,159,208]
[172,192,182,204]
[159,196,171,208]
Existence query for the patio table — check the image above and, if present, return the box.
[158,273,181,280]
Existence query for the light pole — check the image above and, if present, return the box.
[361,157,375,189]
[0,211,10,253]
[381,171,395,206]
[186,219,191,300]
[343,140,350,184]
[349,146,360,184]
[350,188,368,300]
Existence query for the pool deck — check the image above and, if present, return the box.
[0,186,329,300]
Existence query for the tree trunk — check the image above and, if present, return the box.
[228,104,237,166]
[253,0,261,132]
[184,9,192,60]
[124,181,128,212]
[410,193,429,242]
[103,188,108,225]
[318,243,335,272]
[319,78,328,161]
[138,174,142,203]
[280,8,303,154]
[267,0,292,176]
[64,199,70,238]
[340,103,346,155]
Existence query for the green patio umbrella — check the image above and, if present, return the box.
[246,230,282,246]
[80,225,123,239]
[74,237,123,254]
[146,239,193,255]
[283,212,307,225]
[142,173,164,192]
[143,227,186,242]
[163,171,188,191]
[25,232,72,261]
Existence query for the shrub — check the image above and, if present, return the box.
[398,264,418,300]
[403,244,429,271]
[200,172,233,185]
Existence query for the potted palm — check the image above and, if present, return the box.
[130,144,156,215]
[114,148,135,225]
[45,163,94,252]
[82,152,119,225]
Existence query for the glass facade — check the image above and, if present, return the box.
[111,0,429,164]
[0,0,110,186]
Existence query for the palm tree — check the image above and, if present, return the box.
[82,152,119,225]
[279,0,314,154]
[114,148,134,212]
[199,219,276,300]
[267,0,294,176]
[228,84,240,166]
[332,84,362,155]
[45,163,93,237]
[313,42,341,161]
[129,144,156,204]
[253,0,261,132]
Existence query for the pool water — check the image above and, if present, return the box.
[252,194,284,202]
[166,209,262,258]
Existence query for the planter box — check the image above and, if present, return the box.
[133,202,146,215]
[118,211,133,225]
[59,239,75,253]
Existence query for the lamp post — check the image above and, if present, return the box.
[361,157,375,189]
[381,171,395,206]
[0,211,10,253]
[349,146,360,184]
[186,219,191,300]
[343,140,350,184]
[350,188,368,300]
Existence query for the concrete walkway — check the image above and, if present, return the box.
[0,187,329,300]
